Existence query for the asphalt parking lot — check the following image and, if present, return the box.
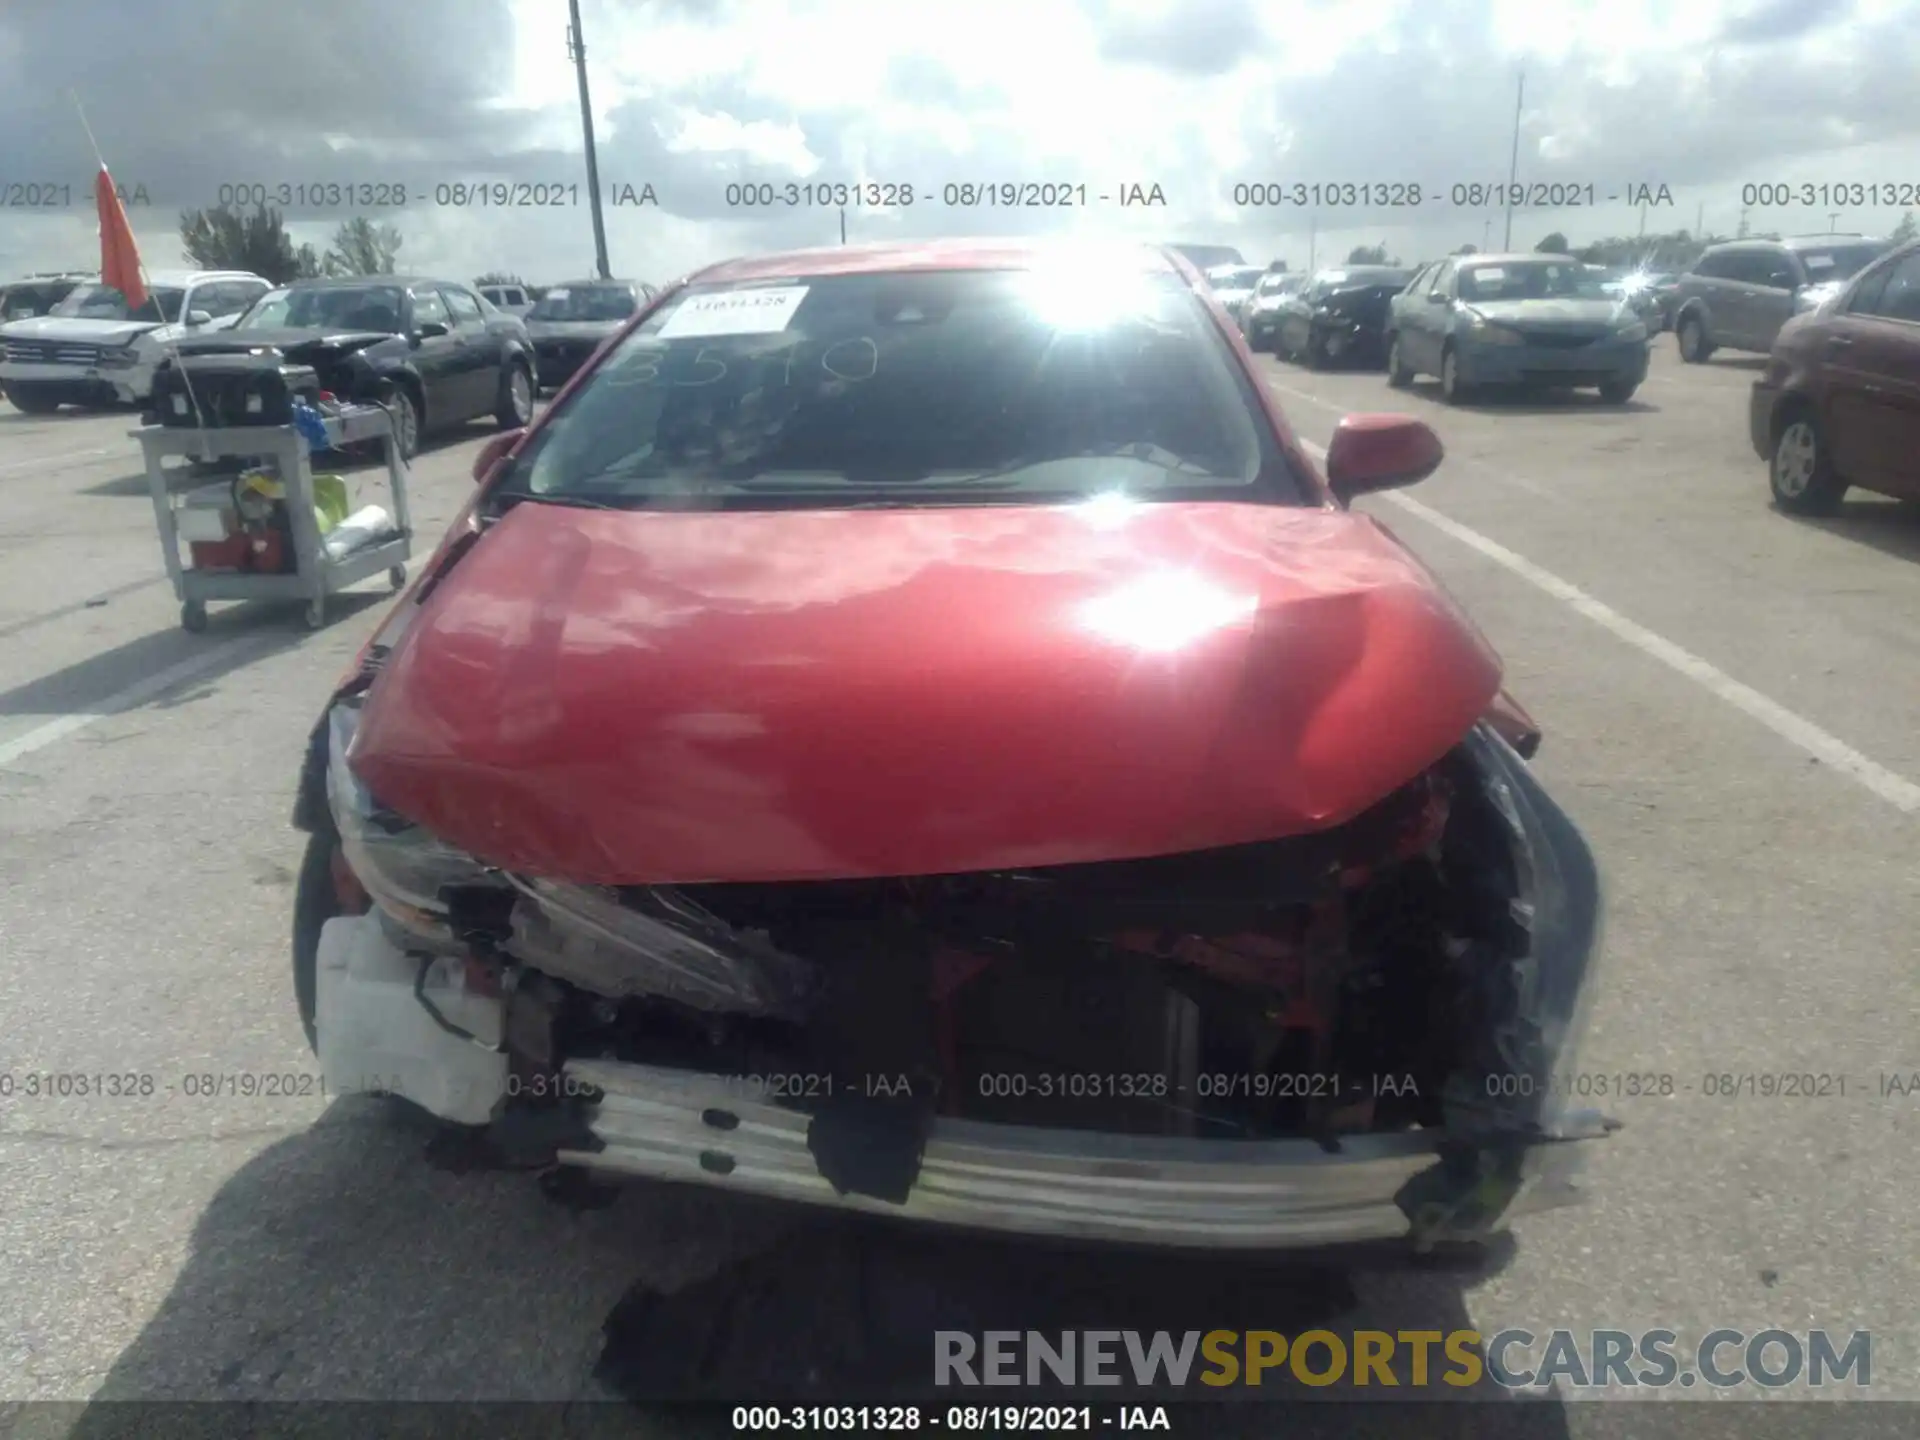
[3,340,1920,1428]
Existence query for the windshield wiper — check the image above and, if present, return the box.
[490,490,633,516]
[882,443,1223,488]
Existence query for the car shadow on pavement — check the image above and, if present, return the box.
[0,591,390,718]
[1402,382,1660,418]
[1798,495,1920,565]
[48,1098,1573,1440]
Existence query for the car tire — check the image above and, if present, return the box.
[1677,315,1713,364]
[381,382,421,461]
[1305,329,1330,369]
[1439,345,1469,404]
[1598,379,1638,404]
[1769,407,1847,517]
[496,359,534,429]
[3,382,62,414]
[1386,334,1413,387]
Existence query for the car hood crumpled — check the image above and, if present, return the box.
[348,500,1504,885]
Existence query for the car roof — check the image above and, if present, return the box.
[131,269,264,286]
[688,238,1183,286]
[281,275,452,289]
[1452,252,1577,265]
[543,278,645,288]
[1705,235,1882,253]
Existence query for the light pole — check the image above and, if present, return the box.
[1502,70,1525,251]
[839,207,847,245]
[566,0,611,279]
[1829,211,1841,233]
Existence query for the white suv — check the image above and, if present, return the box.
[0,268,271,413]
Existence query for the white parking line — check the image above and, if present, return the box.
[0,635,273,768]
[1298,436,1920,815]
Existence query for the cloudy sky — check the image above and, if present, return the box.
[2,0,1917,287]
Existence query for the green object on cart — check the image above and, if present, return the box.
[312,474,350,535]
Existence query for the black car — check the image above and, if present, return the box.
[158,276,538,458]
[1274,266,1415,368]
[524,279,656,392]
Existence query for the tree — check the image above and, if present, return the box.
[178,204,322,283]
[1892,212,1917,244]
[1535,232,1571,253]
[1346,243,1390,264]
[324,217,403,277]
[1453,244,1479,255]
[475,271,527,288]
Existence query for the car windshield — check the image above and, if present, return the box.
[528,285,641,322]
[1205,266,1264,291]
[51,284,185,323]
[501,266,1296,510]
[236,285,405,332]
[1457,261,1612,302]
[1796,244,1887,282]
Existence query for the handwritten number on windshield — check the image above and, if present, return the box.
[820,337,878,381]
[601,339,879,390]
[679,347,728,386]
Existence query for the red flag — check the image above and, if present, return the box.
[95,165,146,310]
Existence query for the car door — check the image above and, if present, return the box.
[1823,250,1920,499]
[405,287,465,427]
[1747,248,1802,353]
[1405,261,1454,372]
[440,285,500,418]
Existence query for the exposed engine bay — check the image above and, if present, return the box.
[316,686,1551,1152]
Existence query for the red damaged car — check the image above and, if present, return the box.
[291,239,1609,1253]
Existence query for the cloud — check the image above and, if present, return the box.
[3,0,1918,285]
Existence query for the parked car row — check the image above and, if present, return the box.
[1237,253,1652,403]
[1,268,661,441]
[1218,231,1916,521]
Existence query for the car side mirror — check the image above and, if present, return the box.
[1426,291,1450,304]
[1769,273,1797,289]
[186,310,213,327]
[1323,414,1444,504]
[473,428,524,484]
[415,321,450,340]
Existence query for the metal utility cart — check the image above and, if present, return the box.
[135,403,413,633]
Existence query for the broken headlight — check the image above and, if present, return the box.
[326,700,503,945]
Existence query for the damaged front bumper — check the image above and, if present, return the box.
[304,666,1613,1254]
[562,1055,1608,1250]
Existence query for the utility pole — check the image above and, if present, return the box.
[566,0,611,279]
[839,207,847,245]
[1638,201,1647,238]
[1829,211,1841,233]
[1502,70,1525,251]
[1695,201,1704,238]
[1308,217,1316,271]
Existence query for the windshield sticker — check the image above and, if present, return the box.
[1474,267,1507,282]
[1803,255,1834,270]
[658,286,810,338]
[545,287,571,300]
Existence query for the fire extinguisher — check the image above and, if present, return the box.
[232,467,295,573]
